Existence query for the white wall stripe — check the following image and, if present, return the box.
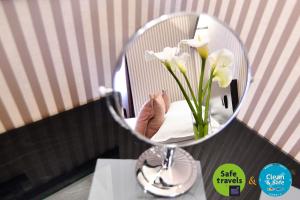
[141,0,149,26]
[0,69,24,128]
[38,0,73,110]
[79,0,99,99]
[175,0,182,11]
[259,57,300,136]
[282,123,300,153]
[296,152,300,163]
[246,0,279,64]
[164,0,172,13]
[238,1,298,119]
[98,0,112,86]
[0,120,5,133]
[239,0,260,43]
[218,0,228,21]
[185,0,193,12]
[0,3,41,121]
[128,0,136,37]
[248,17,300,127]
[270,92,300,144]
[113,0,124,59]
[15,0,58,114]
[207,0,217,15]
[196,0,204,12]
[60,0,87,104]
[229,0,243,28]
[153,0,161,18]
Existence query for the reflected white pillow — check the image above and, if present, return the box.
[124,118,137,129]
[151,100,220,143]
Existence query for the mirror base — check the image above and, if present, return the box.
[136,146,197,197]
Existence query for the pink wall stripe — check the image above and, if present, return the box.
[0,41,33,124]
[255,39,300,133]
[224,0,236,25]
[2,0,50,118]
[264,74,300,140]
[49,0,80,106]
[27,0,65,112]
[234,0,251,35]
[0,96,14,130]
[213,0,222,17]
[243,0,300,123]
[70,0,93,101]
[89,0,105,86]
[248,0,290,75]
[244,0,268,50]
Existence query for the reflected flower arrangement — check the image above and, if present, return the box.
[145,31,234,140]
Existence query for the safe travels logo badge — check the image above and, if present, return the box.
[212,163,246,197]
[259,163,292,197]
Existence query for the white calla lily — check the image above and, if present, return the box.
[145,47,198,124]
[145,47,179,63]
[180,32,209,59]
[180,34,209,48]
[213,67,233,88]
[208,49,234,88]
[173,53,190,74]
[145,47,190,73]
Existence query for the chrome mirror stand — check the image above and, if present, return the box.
[102,88,199,197]
[136,145,198,197]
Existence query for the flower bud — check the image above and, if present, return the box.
[177,63,187,74]
[198,45,209,59]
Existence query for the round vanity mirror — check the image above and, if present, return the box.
[114,13,250,146]
[109,12,251,197]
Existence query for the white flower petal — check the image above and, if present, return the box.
[180,38,208,48]
[162,47,179,61]
[172,53,190,73]
[217,49,234,67]
[213,67,233,88]
[145,47,180,63]
[207,51,218,66]
[208,48,234,88]
[180,39,200,48]
[145,51,158,61]
[177,63,186,73]
[208,49,234,68]
[176,52,190,65]
[155,51,169,61]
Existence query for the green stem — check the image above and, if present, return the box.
[167,68,198,121]
[195,58,206,139]
[183,73,199,111]
[198,58,206,124]
[201,81,209,102]
[193,125,200,140]
[204,69,214,136]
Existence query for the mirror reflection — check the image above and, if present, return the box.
[114,13,249,145]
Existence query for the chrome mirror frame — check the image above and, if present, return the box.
[105,12,252,197]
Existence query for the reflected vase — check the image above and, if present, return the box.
[192,109,211,140]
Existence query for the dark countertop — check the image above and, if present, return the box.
[0,95,299,200]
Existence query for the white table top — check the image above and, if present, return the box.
[46,159,299,200]
[88,159,206,200]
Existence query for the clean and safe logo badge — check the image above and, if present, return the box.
[259,163,292,197]
[213,163,246,197]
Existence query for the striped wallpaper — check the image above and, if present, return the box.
[0,0,299,162]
